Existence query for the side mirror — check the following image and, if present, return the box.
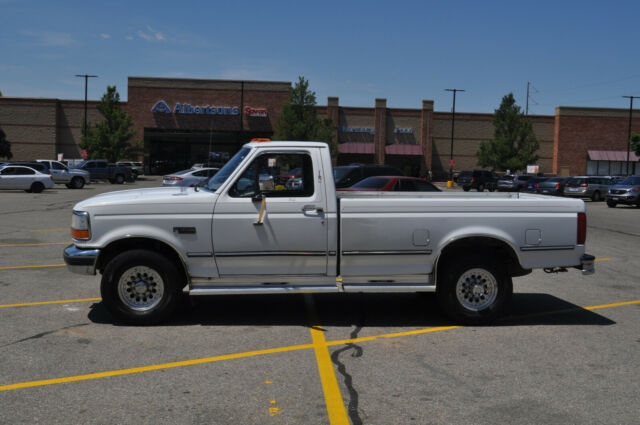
[258,173,274,192]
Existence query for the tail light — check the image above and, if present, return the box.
[471,177,475,183]
[580,183,588,187]
[555,183,560,189]
[577,213,586,245]
[170,176,183,181]
[48,174,53,180]
[534,184,540,188]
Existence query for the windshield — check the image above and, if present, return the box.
[500,175,514,181]
[621,176,640,185]
[206,147,252,191]
[333,167,355,182]
[351,176,390,189]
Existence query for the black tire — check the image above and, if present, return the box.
[591,191,601,202]
[477,183,485,192]
[65,183,72,189]
[100,249,184,325]
[114,174,125,184]
[436,255,512,325]
[131,170,138,180]
[71,176,85,189]
[463,186,471,192]
[30,182,45,193]
[606,200,617,208]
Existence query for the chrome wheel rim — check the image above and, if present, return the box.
[455,268,498,311]
[117,266,164,311]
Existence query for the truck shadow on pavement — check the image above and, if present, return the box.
[87,292,615,327]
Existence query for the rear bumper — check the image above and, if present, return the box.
[575,254,595,275]
[63,244,100,275]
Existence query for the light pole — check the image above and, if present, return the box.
[622,95,639,176]
[75,74,98,140]
[445,88,465,182]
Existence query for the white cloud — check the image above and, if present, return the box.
[125,35,134,40]
[21,30,77,47]
[100,33,110,39]
[137,26,166,42]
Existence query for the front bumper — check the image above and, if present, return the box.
[63,244,100,275]
[606,194,639,204]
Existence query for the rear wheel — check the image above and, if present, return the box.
[477,183,485,192]
[30,182,45,193]
[437,255,512,325]
[591,191,601,202]
[100,249,183,325]
[606,200,617,208]
[114,174,125,184]
[463,186,470,192]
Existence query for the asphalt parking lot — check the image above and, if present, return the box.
[1,179,639,424]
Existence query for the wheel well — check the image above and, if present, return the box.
[96,238,187,279]
[436,236,530,280]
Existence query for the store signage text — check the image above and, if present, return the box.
[151,100,239,116]
[338,126,375,134]
[394,127,413,134]
[244,106,268,117]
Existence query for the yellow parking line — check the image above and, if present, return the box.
[29,228,67,232]
[304,294,349,425]
[0,264,65,270]
[0,298,101,309]
[0,242,69,247]
[1,298,638,393]
[595,258,611,262]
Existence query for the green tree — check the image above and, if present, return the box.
[631,133,640,157]
[0,128,13,160]
[476,93,540,172]
[273,76,337,158]
[80,85,141,163]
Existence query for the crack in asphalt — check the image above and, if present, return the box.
[0,323,89,348]
[330,304,366,425]
[589,225,640,238]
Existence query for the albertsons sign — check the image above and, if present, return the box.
[151,100,239,116]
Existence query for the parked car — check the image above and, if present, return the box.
[520,177,550,194]
[116,161,144,179]
[73,160,132,184]
[333,164,404,188]
[497,174,533,192]
[537,177,570,196]
[162,167,220,187]
[564,176,612,201]
[0,165,54,193]
[337,176,441,192]
[457,170,499,192]
[605,176,640,207]
[36,159,90,189]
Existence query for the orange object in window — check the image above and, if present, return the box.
[251,138,271,142]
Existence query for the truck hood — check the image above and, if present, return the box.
[74,187,218,215]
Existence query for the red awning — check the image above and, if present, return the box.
[587,150,639,161]
[338,142,374,154]
[385,144,423,156]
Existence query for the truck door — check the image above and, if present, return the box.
[212,148,328,276]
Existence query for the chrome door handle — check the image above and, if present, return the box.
[302,205,323,214]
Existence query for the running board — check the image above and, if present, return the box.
[189,283,435,296]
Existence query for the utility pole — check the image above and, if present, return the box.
[623,95,639,176]
[526,82,530,116]
[445,88,465,182]
[75,74,98,141]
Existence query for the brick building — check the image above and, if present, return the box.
[1,76,639,177]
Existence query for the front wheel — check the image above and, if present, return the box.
[477,183,485,192]
[436,255,512,325]
[30,182,45,193]
[463,186,470,192]
[114,174,125,184]
[71,176,85,189]
[606,200,617,208]
[100,249,184,325]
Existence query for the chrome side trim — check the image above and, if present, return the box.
[189,283,435,295]
[215,251,327,257]
[519,245,575,252]
[342,250,432,256]
[187,252,214,257]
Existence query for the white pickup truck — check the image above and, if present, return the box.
[64,141,594,325]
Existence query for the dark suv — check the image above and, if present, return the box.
[457,170,499,192]
[333,164,404,188]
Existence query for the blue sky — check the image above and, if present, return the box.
[2,0,639,115]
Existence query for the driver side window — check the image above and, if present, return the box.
[229,152,314,198]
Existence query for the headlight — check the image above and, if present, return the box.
[71,211,91,240]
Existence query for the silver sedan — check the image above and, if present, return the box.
[0,165,55,193]
[162,167,219,187]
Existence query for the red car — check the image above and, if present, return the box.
[337,176,441,192]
